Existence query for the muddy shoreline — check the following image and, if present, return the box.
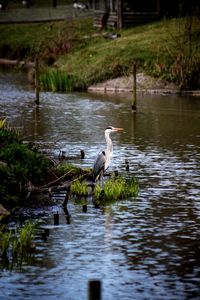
[88,73,200,95]
[1,59,200,95]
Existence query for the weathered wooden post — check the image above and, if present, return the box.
[88,280,101,300]
[54,213,59,225]
[117,0,123,30]
[80,149,85,159]
[131,63,137,112]
[35,57,40,105]
[125,159,130,171]
[53,0,57,8]
[62,185,71,207]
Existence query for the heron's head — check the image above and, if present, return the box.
[105,126,123,133]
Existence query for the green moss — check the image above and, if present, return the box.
[56,163,91,184]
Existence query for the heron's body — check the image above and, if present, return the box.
[92,126,123,182]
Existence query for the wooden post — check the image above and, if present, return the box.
[125,159,130,171]
[117,0,123,29]
[80,149,85,159]
[35,57,40,105]
[131,63,137,112]
[54,213,59,225]
[88,280,101,300]
[53,0,57,8]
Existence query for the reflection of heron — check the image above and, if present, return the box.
[92,126,123,182]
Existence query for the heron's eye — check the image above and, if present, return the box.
[106,126,112,130]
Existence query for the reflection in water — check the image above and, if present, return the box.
[0,71,200,299]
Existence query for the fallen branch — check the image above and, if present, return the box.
[26,171,90,199]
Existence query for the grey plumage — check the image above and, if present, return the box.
[92,126,123,183]
[93,151,106,182]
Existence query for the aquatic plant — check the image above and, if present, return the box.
[0,227,11,256]
[94,176,139,205]
[70,180,88,198]
[19,222,35,255]
[0,118,6,129]
[0,222,36,269]
[40,69,78,92]
[103,177,126,201]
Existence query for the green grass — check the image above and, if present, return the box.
[0,221,36,269]
[94,176,139,206]
[40,69,78,92]
[0,16,199,89]
[57,17,200,90]
[70,180,88,198]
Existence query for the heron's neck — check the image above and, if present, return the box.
[105,132,113,154]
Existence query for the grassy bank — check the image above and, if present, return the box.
[0,16,200,90]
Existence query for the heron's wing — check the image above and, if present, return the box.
[93,151,106,181]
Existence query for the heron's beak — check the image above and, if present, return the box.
[113,127,124,131]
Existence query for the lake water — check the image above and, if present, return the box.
[0,71,200,300]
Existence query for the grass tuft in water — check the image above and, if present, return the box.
[70,180,88,198]
[94,176,139,205]
[0,222,36,269]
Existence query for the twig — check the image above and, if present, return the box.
[39,171,72,189]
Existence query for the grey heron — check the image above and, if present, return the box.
[92,126,123,183]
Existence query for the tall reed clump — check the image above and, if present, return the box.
[0,222,36,269]
[94,176,138,205]
[40,69,81,92]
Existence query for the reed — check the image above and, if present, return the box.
[103,178,126,201]
[19,222,35,255]
[71,180,88,198]
[0,227,11,256]
[0,222,36,269]
[40,69,78,92]
[0,118,6,129]
[94,176,139,204]
[125,177,139,198]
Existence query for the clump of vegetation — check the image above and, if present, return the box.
[66,175,138,205]
[0,125,52,208]
[70,180,88,198]
[40,69,81,92]
[93,176,138,206]
[151,17,200,90]
[0,221,36,270]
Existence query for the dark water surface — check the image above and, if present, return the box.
[0,71,200,300]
